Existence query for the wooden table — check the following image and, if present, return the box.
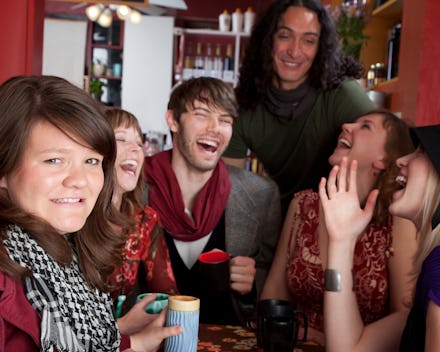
[197,324,324,352]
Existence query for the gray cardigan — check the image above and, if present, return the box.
[225,165,281,297]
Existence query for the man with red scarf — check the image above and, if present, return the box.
[143,77,281,325]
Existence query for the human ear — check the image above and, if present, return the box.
[0,176,8,189]
[373,159,386,171]
[165,110,179,133]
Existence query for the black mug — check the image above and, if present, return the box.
[197,250,230,295]
[256,299,307,352]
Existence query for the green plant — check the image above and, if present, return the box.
[330,0,370,59]
[90,78,105,98]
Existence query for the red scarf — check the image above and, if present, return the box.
[144,150,231,242]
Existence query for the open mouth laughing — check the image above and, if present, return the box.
[337,137,352,149]
[197,138,219,154]
[395,175,407,190]
[120,159,138,176]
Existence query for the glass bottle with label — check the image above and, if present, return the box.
[223,44,234,71]
[213,44,223,77]
[374,63,386,85]
[386,23,401,80]
[204,43,214,71]
[184,42,195,69]
[194,42,204,70]
[367,64,376,87]
[222,44,234,82]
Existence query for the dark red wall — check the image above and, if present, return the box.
[416,0,440,125]
[0,0,44,83]
[175,0,273,25]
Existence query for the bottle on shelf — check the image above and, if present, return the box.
[213,44,223,79]
[232,8,243,33]
[374,63,386,85]
[386,23,401,80]
[367,64,376,88]
[218,9,231,32]
[181,41,195,80]
[223,44,234,71]
[204,43,214,72]
[194,42,204,70]
[244,7,256,34]
[222,43,234,83]
[184,41,195,69]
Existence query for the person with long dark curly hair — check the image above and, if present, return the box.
[223,0,375,216]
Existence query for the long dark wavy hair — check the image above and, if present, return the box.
[0,75,128,291]
[236,0,364,110]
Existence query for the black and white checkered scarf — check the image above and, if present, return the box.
[4,224,120,352]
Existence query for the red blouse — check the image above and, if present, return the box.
[286,190,393,332]
[108,205,177,301]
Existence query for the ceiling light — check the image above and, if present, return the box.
[116,5,131,20]
[97,8,113,28]
[129,10,142,24]
[85,4,104,22]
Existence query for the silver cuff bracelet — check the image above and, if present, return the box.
[324,269,342,292]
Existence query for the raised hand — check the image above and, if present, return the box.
[318,157,378,243]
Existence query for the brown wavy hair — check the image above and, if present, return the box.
[168,77,238,124]
[0,75,127,291]
[370,110,414,224]
[104,108,145,220]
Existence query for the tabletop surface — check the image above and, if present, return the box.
[197,324,324,352]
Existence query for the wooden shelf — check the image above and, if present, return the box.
[91,44,123,50]
[360,0,404,112]
[174,27,250,39]
[374,76,399,88]
[173,27,249,87]
[86,20,124,107]
[372,0,403,20]
[93,75,122,81]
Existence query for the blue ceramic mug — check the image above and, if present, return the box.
[164,295,200,352]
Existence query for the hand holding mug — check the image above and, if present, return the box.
[230,256,256,295]
[137,293,169,314]
[117,293,161,335]
[130,307,182,352]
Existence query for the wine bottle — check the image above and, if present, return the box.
[194,42,204,70]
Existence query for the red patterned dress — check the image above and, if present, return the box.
[287,190,393,332]
[108,205,177,300]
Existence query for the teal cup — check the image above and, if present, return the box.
[136,293,169,314]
